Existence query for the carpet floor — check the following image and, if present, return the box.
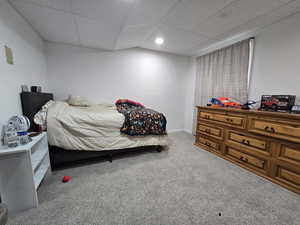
[9,132,300,225]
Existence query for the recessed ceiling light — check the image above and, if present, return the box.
[155,37,164,45]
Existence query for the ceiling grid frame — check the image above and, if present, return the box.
[8,0,300,56]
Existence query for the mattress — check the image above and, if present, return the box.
[47,101,168,151]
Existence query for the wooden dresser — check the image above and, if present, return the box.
[195,106,300,195]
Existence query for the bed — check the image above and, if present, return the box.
[47,101,168,151]
[24,94,168,168]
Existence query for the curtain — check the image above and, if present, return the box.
[195,39,250,106]
[193,39,251,133]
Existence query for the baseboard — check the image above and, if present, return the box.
[183,129,193,135]
[168,129,195,134]
[168,129,184,133]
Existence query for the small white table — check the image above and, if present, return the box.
[0,132,51,214]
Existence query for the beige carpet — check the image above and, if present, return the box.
[8,132,300,225]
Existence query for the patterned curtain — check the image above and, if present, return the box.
[193,39,250,133]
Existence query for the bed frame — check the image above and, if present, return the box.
[49,145,162,169]
[21,92,163,169]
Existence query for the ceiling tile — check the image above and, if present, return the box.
[115,25,153,49]
[10,0,79,44]
[8,0,300,56]
[163,0,235,32]
[71,0,133,25]
[76,16,121,50]
[197,0,292,38]
[10,0,72,12]
[142,25,208,54]
[125,0,178,26]
[209,0,300,44]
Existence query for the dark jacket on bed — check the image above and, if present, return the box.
[116,101,167,136]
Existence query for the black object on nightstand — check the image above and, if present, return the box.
[20,92,53,131]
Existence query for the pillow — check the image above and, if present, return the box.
[68,95,91,107]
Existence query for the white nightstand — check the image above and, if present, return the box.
[0,132,51,214]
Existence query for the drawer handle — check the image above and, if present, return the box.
[264,126,276,133]
[203,141,211,147]
[205,115,211,119]
[205,129,211,134]
[226,118,233,123]
[240,156,248,162]
[242,139,250,145]
[270,127,276,133]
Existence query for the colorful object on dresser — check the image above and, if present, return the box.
[260,95,295,112]
[210,97,241,109]
[62,176,71,183]
[115,99,167,136]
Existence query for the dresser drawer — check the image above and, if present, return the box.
[274,164,300,192]
[196,135,221,154]
[199,111,246,129]
[213,113,244,126]
[227,131,270,156]
[199,111,214,120]
[277,143,300,166]
[248,117,300,144]
[225,146,268,173]
[198,123,223,140]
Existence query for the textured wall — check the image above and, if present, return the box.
[0,0,48,143]
[46,43,193,131]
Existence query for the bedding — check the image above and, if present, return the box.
[33,100,55,131]
[46,101,168,151]
[116,99,167,136]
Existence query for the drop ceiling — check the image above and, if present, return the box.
[9,0,300,56]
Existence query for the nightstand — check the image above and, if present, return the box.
[0,132,51,214]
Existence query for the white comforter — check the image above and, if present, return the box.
[47,101,168,151]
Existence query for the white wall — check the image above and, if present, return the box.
[46,43,192,132]
[249,12,300,103]
[183,57,196,134]
[0,0,48,139]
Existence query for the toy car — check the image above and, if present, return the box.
[262,98,280,110]
[260,95,295,112]
[211,97,241,108]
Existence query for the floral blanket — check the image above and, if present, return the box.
[115,99,167,136]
